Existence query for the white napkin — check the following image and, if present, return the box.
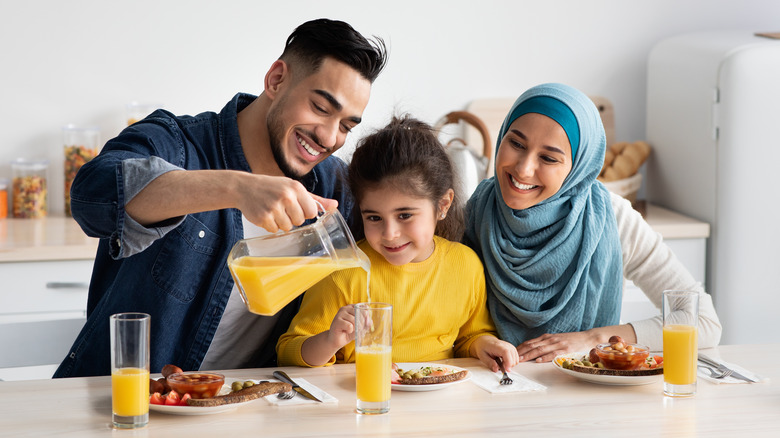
[697,359,767,384]
[263,378,338,405]
[469,368,547,394]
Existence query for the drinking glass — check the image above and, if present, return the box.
[662,290,699,397]
[355,302,392,414]
[62,124,99,216]
[110,313,150,429]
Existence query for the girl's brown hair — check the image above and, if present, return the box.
[347,114,464,241]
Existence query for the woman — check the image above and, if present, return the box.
[464,83,721,362]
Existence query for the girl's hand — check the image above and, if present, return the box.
[327,305,356,348]
[471,336,520,373]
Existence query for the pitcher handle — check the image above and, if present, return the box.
[315,200,326,218]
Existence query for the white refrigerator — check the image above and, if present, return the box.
[645,30,780,344]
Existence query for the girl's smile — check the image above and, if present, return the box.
[359,184,447,266]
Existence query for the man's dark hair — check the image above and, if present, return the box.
[280,18,387,83]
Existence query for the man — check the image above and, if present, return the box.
[54,18,387,377]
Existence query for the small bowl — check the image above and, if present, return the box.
[594,342,649,370]
[166,372,225,399]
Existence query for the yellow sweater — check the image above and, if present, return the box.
[276,236,497,366]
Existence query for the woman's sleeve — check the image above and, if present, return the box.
[70,122,186,259]
[613,193,722,350]
[276,275,349,367]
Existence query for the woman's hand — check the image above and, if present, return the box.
[471,336,520,372]
[516,325,637,363]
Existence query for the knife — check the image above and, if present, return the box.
[698,354,757,383]
[272,371,323,402]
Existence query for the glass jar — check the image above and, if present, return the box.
[0,178,8,219]
[11,159,48,218]
[125,102,162,126]
[63,125,100,216]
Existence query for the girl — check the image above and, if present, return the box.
[277,115,518,372]
[464,83,721,362]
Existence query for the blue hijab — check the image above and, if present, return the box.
[464,83,622,346]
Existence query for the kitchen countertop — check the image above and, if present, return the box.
[0,204,709,264]
[0,216,98,263]
[643,203,710,239]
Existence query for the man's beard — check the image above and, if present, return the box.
[267,98,306,181]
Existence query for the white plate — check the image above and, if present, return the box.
[149,378,262,416]
[552,353,663,386]
[391,363,471,392]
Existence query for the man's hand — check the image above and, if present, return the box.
[236,174,338,233]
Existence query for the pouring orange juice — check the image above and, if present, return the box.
[227,207,371,316]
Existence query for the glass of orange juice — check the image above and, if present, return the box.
[662,290,699,397]
[355,302,392,414]
[110,313,150,429]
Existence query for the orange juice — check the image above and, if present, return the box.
[229,255,368,315]
[663,324,698,385]
[356,345,392,403]
[111,367,150,417]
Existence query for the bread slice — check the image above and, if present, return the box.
[186,381,291,407]
[395,368,469,385]
[570,364,663,377]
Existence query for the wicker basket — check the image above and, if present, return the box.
[600,173,642,203]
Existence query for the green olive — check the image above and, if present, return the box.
[595,362,605,368]
[413,372,424,379]
[562,360,572,369]
[231,381,244,392]
[582,360,593,367]
[243,380,255,388]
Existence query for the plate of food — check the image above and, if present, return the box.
[552,336,664,386]
[148,366,290,415]
[391,363,471,392]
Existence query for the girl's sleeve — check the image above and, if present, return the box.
[453,250,498,357]
[276,275,349,367]
[613,193,722,350]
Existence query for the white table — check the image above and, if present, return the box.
[1,344,777,436]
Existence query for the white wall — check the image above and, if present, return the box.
[2,0,778,214]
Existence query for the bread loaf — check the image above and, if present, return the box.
[598,141,651,182]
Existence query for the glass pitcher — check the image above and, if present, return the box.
[227,207,370,315]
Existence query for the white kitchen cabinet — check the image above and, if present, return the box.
[0,217,97,380]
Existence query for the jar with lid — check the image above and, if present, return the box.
[11,159,48,218]
[63,125,99,216]
[0,178,8,219]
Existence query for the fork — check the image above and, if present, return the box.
[277,388,296,399]
[699,365,733,380]
[496,357,513,385]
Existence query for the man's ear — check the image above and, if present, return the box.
[264,59,289,100]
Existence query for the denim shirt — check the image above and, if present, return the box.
[54,93,356,377]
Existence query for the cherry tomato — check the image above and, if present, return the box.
[164,390,182,405]
[150,392,165,405]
